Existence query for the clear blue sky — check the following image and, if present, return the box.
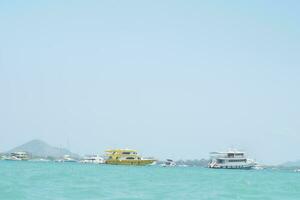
[0,0,300,164]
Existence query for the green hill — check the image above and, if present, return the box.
[7,139,79,159]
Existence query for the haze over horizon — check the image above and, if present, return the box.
[1,1,300,164]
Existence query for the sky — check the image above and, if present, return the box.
[0,0,300,164]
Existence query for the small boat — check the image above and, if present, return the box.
[29,158,50,162]
[161,159,176,167]
[253,165,264,170]
[80,155,104,164]
[208,150,256,169]
[63,155,77,162]
[105,149,155,166]
[294,169,300,173]
[55,155,77,163]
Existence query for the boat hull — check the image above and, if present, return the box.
[208,164,255,170]
[105,159,155,166]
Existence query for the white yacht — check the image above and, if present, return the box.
[161,159,176,167]
[208,150,256,169]
[55,155,77,163]
[80,155,104,164]
[8,152,29,161]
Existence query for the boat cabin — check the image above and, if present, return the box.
[11,151,29,160]
[106,149,141,160]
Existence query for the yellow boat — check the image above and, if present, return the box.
[105,149,155,166]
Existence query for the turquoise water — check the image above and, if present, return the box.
[0,161,299,200]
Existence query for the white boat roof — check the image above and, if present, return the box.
[210,151,245,154]
[216,157,246,160]
[12,151,28,154]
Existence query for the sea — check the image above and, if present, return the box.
[0,161,299,200]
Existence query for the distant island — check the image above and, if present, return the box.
[4,139,79,160]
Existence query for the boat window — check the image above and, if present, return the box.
[235,153,244,156]
[126,157,135,160]
[122,152,131,155]
[228,153,234,158]
[228,159,247,162]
